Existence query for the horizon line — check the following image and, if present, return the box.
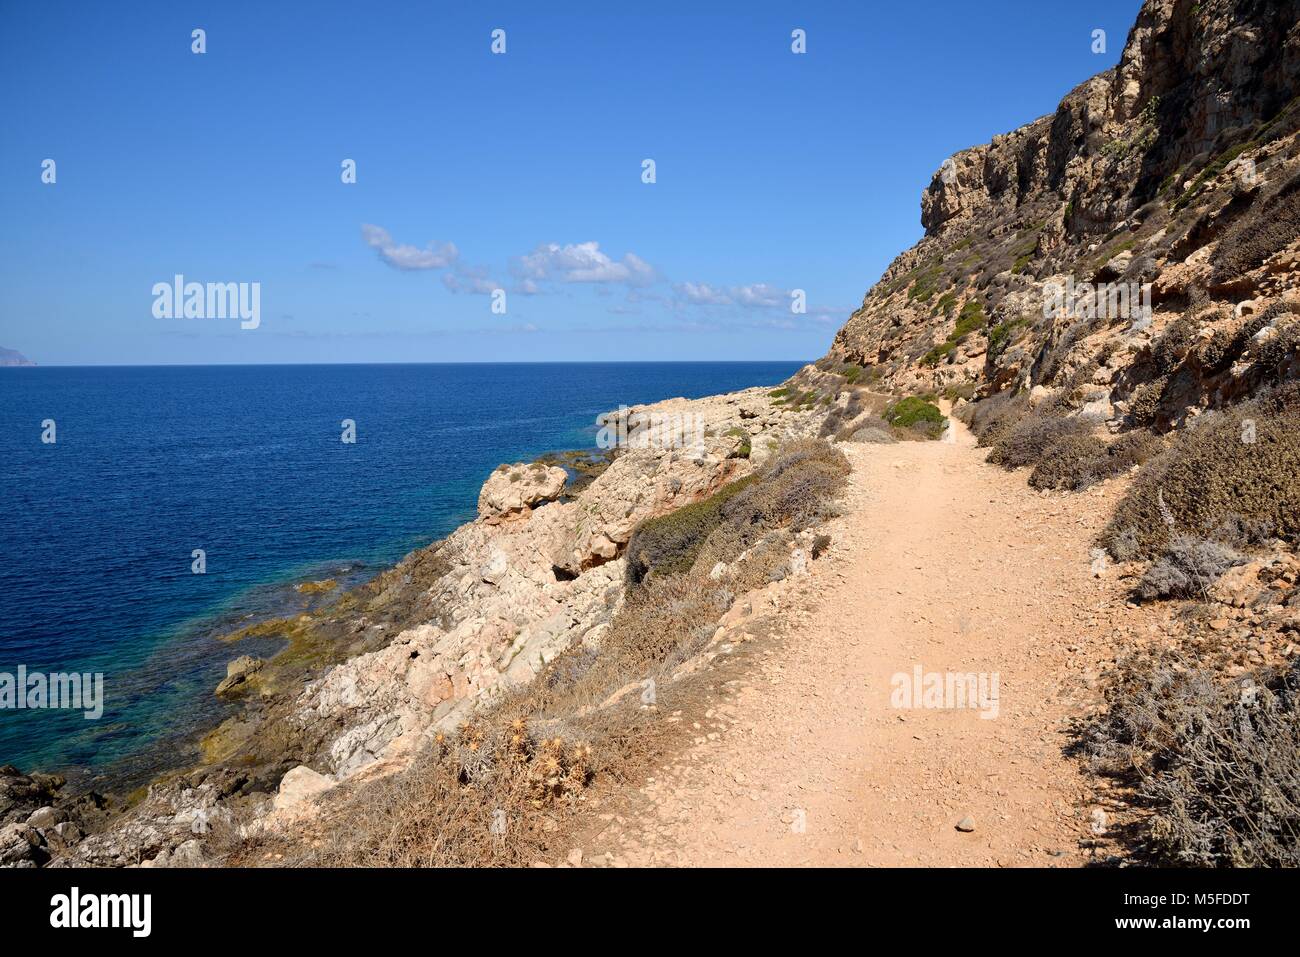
[1,358,813,369]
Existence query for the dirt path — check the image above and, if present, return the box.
[586,417,1140,867]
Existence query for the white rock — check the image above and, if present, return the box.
[273,766,335,811]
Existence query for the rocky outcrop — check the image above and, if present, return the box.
[477,463,567,521]
[283,388,816,788]
[0,766,105,867]
[826,0,1300,423]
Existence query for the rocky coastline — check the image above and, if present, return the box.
[3,385,831,867]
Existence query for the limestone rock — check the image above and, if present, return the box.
[478,463,567,521]
[273,766,335,811]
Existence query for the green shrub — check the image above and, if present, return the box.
[624,476,756,586]
[1103,383,1300,559]
[907,263,944,302]
[725,427,752,458]
[885,396,946,430]
[922,301,987,367]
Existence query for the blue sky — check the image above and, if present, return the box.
[0,0,1141,365]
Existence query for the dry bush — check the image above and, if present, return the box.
[847,426,896,444]
[1040,317,1107,385]
[722,439,849,533]
[1027,433,1110,490]
[1078,652,1300,867]
[1103,383,1300,559]
[1202,307,1274,374]
[836,413,894,443]
[280,728,590,867]
[1210,169,1300,284]
[1252,319,1300,379]
[1134,534,1244,601]
[1125,375,1169,427]
[1104,429,1164,473]
[959,390,1030,447]
[1151,314,1197,376]
[524,575,730,719]
[1028,429,1162,491]
[987,413,1093,470]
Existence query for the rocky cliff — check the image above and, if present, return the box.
[825,0,1299,424]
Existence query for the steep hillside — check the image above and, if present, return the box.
[820,0,1299,421]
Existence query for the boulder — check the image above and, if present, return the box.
[25,806,64,830]
[478,463,567,521]
[215,655,264,698]
[272,766,335,812]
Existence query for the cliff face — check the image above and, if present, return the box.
[826,0,1300,423]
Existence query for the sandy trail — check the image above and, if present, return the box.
[588,416,1132,867]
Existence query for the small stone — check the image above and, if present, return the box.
[955,816,976,833]
[566,848,584,868]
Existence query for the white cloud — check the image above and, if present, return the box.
[442,263,499,295]
[731,283,787,308]
[514,241,656,287]
[673,281,791,310]
[674,281,734,305]
[361,224,458,271]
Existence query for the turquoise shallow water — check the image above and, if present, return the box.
[0,361,802,785]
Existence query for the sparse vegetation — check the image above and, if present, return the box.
[624,476,757,586]
[235,439,850,868]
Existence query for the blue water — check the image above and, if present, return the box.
[0,362,801,784]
